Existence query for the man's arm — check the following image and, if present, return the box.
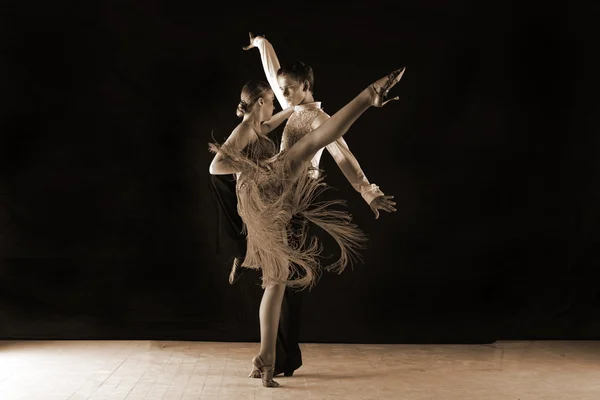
[244,34,288,109]
[311,112,385,204]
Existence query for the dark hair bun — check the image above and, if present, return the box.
[236,100,248,118]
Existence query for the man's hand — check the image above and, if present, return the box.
[369,195,396,219]
[242,32,264,51]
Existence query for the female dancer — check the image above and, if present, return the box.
[209,67,405,387]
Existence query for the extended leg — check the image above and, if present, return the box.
[288,68,405,167]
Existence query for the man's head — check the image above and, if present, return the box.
[276,62,315,107]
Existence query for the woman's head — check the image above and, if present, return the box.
[277,62,314,106]
[236,80,275,121]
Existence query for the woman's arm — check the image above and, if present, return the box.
[260,107,294,134]
[209,124,253,175]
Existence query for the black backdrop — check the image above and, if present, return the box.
[1,0,599,342]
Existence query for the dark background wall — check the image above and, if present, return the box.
[1,0,598,342]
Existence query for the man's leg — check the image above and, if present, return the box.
[274,215,307,375]
[275,285,303,375]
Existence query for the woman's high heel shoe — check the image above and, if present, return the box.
[251,354,280,388]
[371,67,406,107]
[229,257,244,285]
[248,366,261,378]
[249,367,294,378]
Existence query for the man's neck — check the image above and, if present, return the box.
[299,93,316,104]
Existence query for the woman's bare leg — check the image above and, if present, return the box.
[258,283,286,364]
[250,282,286,387]
[287,68,405,171]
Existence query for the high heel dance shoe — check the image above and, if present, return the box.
[250,354,280,388]
[371,67,406,107]
[248,366,261,379]
[249,367,295,378]
[228,257,244,285]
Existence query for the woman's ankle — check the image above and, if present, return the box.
[258,352,275,366]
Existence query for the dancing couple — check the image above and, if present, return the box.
[209,32,405,388]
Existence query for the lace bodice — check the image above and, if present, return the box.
[281,107,322,150]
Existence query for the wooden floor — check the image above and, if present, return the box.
[0,340,598,399]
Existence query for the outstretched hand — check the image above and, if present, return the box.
[369,195,397,219]
[242,32,263,51]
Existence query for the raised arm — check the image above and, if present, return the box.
[243,33,288,109]
[209,125,253,175]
